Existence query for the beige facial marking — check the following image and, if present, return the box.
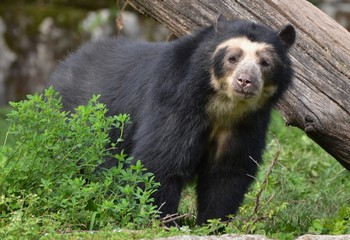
[214,37,274,62]
[211,37,275,96]
[208,37,279,126]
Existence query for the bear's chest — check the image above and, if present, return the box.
[206,93,259,127]
[207,125,232,162]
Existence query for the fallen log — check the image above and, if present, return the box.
[128,0,350,170]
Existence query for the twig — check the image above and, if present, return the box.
[253,133,281,214]
[161,213,189,224]
[116,0,130,34]
[249,156,261,168]
[160,213,189,230]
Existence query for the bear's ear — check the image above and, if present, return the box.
[278,24,296,50]
[214,14,228,33]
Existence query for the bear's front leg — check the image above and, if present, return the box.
[196,168,257,225]
[195,110,269,225]
[153,176,185,218]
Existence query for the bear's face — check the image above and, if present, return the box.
[206,18,295,126]
[207,37,284,126]
[211,37,281,102]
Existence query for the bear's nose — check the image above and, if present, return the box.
[237,74,252,88]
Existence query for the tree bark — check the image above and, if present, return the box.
[128,0,350,171]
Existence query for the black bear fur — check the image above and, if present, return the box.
[49,17,295,225]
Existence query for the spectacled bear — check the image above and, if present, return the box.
[49,15,296,225]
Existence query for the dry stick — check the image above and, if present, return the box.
[157,202,189,228]
[253,133,281,215]
[161,213,189,224]
[161,213,189,230]
[116,0,130,34]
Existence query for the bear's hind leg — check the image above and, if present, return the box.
[131,113,208,222]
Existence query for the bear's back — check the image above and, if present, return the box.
[49,38,168,113]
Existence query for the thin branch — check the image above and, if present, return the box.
[253,133,281,214]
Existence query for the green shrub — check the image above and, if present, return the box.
[0,88,160,239]
[0,106,10,145]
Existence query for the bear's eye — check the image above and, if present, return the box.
[228,56,238,63]
[260,60,270,67]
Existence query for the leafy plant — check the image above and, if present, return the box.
[308,206,350,235]
[0,88,159,239]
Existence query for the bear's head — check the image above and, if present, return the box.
[207,15,296,125]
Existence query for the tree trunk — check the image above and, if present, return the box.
[128,0,350,171]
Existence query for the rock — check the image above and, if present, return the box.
[156,234,271,240]
[296,235,350,240]
[155,234,350,240]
